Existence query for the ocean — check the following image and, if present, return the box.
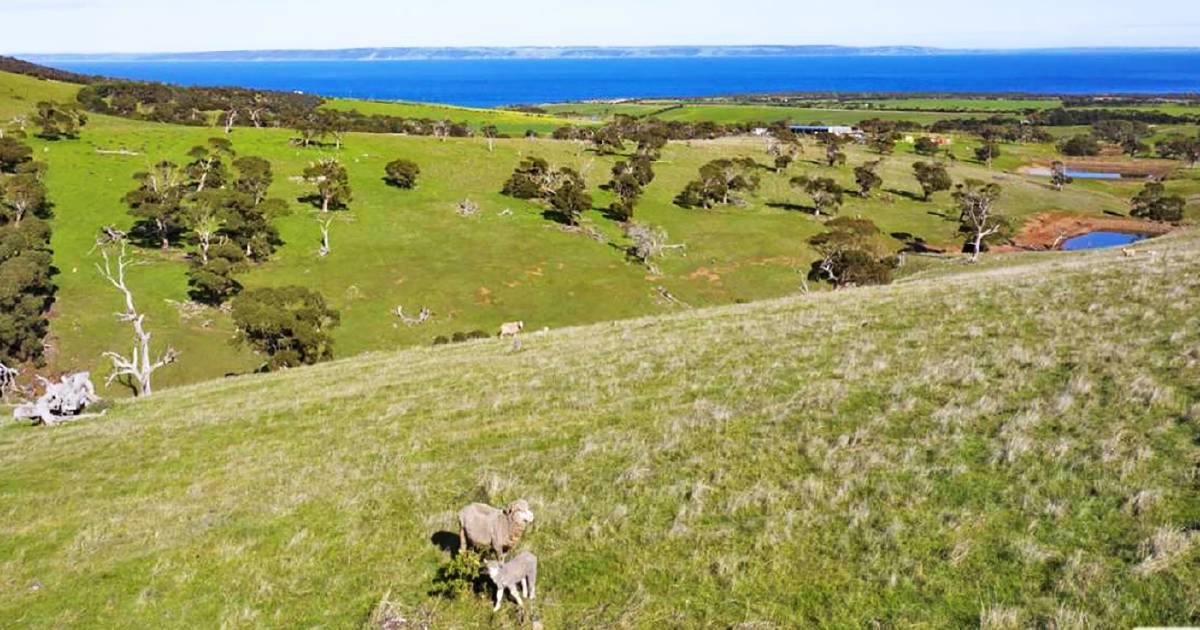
[45,52,1200,108]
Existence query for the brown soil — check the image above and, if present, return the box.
[1007,212,1175,250]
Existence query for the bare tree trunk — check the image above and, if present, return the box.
[157,218,170,250]
[96,242,177,396]
[224,109,238,134]
[198,232,211,264]
[318,218,332,257]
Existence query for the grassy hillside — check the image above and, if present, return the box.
[2,69,1196,392]
[2,230,1199,628]
[0,71,80,119]
[320,98,586,135]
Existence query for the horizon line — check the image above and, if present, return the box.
[13,44,1200,59]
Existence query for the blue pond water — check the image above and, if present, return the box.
[42,51,1200,107]
[1061,231,1148,251]
[1066,171,1123,180]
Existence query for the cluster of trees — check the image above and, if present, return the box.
[122,138,290,305]
[765,125,803,170]
[32,101,88,140]
[912,161,953,200]
[675,158,760,209]
[1059,121,1199,160]
[792,176,845,216]
[501,157,592,225]
[74,76,487,140]
[553,117,762,143]
[1155,133,1200,166]
[929,117,1053,144]
[230,286,341,370]
[1131,182,1186,222]
[808,217,896,287]
[0,135,55,368]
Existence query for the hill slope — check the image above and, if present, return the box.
[2,232,1198,628]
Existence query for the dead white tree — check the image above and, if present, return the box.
[624,222,684,275]
[96,242,178,396]
[0,361,18,398]
[223,109,239,134]
[952,179,1006,263]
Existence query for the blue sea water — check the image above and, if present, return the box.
[45,53,1200,108]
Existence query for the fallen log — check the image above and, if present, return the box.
[12,372,101,427]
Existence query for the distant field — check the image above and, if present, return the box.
[1075,104,1200,117]
[542,101,985,125]
[652,104,984,125]
[321,98,585,135]
[852,97,1061,111]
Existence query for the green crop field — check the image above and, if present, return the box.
[2,229,1199,628]
[853,97,1062,111]
[2,70,1197,393]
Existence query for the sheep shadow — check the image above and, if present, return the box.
[430,530,461,556]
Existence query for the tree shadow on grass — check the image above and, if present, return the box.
[766,201,817,215]
[891,232,945,254]
[884,188,925,202]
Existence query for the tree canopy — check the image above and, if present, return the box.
[231,286,341,370]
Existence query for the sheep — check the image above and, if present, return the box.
[499,321,524,338]
[485,551,538,611]
[458,499,534,559]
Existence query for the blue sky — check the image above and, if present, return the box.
[2,0,1198,53]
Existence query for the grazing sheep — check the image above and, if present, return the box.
[485,551,538,612]
[1122,248,1136,257]
[458,499,534,559]
[499,321,524,338]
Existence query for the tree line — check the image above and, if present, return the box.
[0,132,55,372]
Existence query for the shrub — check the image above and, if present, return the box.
[383,159,420,189]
